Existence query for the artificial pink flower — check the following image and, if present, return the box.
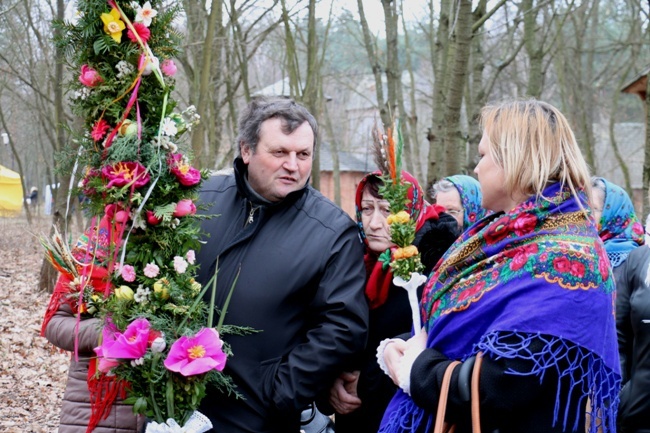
[173,199,196,217]
[79,64,103,87]
[143,262,160,278]
[127,22,151,44]
[91,119,110,142]
[161,59,177,76]
[102,161,150,189]
[104,203,130,224]
[186,250,195,265]
[173,256,188,274]
[120,264,136,282]
[168,153,201,186]
[146,210,162,226]
[97,317,152,360]
[164,328,227,376]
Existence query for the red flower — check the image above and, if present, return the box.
[127,22,151,43]
[510,212,537,236]
[102,161,151,189]
[553,256,571,274]
[484,216,511,244]
[168,153,201,186]
[570,260,585,278]
[458,281,486,303]
[595,243,610,280]
[146,210,162,226]
[91,119,110,142]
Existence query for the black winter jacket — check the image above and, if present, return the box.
[616,245,650,433]
[195,159,369,433]
[334,214,460,433]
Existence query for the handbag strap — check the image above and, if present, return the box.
[433,360,461,433]
[432,351,484,433]
[471,352,483,433]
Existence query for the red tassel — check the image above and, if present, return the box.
[86,358,126,433]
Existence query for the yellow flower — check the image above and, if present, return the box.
[101,8,125,43]
[387,211,410,225]
[154,278,170,300]
[115,285,134,301]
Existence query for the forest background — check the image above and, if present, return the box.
[1,0,650,289]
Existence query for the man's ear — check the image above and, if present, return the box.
[241,143,252,164]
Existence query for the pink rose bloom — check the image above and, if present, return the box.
[104,203,130,224]
[146,210,162,226]
[143,262,160,278]
[91,119,110,142]
[173,256,188,274]
[161,59,177,76]
[98,317,152,360]
[173,199,196,217]
[120,264,136,282]
[127,22,151,44]
[102,161,150,189]
[79,64,103,87]
[186,250,195,265]
[164,328,227,376]
[168,153,201,187]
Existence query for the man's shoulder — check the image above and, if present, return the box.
[201,169,236,192]
[299,186,356,231]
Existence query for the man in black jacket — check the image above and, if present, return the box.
[195,97,369,432]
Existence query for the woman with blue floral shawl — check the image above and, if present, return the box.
[377,100,620,433]
[431,175,488,230]
[591,177,644,271]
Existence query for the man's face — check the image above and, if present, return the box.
[241,117,314,202]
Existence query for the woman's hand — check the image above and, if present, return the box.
[328,371,361,414]
[383,339,408,385]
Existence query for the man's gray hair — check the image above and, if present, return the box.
[236,96,318,156]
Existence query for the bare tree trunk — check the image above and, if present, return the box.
[401,5,422,181]
[523,0,543,98]
[644,71,650,217]
[191,0,222,168]
[426,0,451,187]
[443,0,473,175]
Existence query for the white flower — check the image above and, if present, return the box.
[134,285,151,304]
[130,357,145,367]
[142,55,159,75]
[151,336,166,353]
[135,1,158,27]
[170,218,180,229]
[161,117,178,136]
[72,87,91,100]
[115,60,134,79]
[173,256,188,274]
[186,250,196,265]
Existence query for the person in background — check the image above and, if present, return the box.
[430,175,488,230]
[41,215,144,433]
[590,176,643,280]
[614,194,650,433]
[194,97,369,433]
[327,171,460,433]
[378,99,620,433]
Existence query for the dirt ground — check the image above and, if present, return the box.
[0,217,71,432]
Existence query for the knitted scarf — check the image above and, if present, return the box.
[380,182,621,433]
[595,177,643,268]
[355,171,439,309]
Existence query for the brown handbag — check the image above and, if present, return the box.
[432,352,484,433]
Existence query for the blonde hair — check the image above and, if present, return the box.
[479,99,591,208]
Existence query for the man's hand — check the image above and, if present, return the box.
[328,371,361,414]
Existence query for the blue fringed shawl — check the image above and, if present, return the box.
[379,183,621,433]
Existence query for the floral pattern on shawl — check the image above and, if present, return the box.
[445,175,488,227]
[595,177,643,268]
[380,183,620,433]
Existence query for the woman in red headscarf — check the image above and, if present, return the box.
[324,171,459,433]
